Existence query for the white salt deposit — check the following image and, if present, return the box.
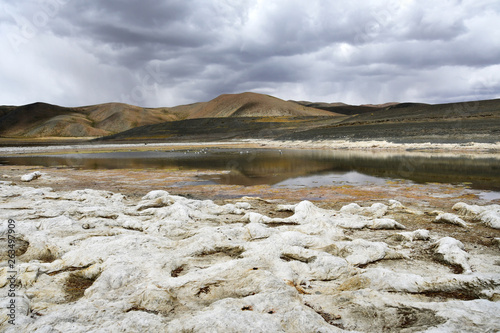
[453,202,500,229]
[432,237,472,274]
[391,229,430,242]
[20,171,41,182]
[1,182,499,332]
[433,213,469,227]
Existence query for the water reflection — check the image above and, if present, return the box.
[273,171,388,189]
[1,148,500,191]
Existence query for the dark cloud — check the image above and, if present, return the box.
[0,0,499,107]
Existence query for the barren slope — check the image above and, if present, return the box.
[292,100,404,116]
[0,93,341,138]
[98,98,500,144]
[0,102,180,138]
[186,92,341,118]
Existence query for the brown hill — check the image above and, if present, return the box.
[0,93,342,138]
[98,98,500,144]
[0,102,179,138]
[185,92,341,118]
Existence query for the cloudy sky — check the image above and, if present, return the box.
[1,0,499,107]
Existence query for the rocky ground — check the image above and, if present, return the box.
[1,166,500,332]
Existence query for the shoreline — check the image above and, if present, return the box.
[0,139,499,156]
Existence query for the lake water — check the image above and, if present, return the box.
[1,148,500,195]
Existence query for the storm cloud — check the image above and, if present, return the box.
[1,0,499,107]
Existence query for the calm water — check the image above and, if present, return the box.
[1,148,500,193]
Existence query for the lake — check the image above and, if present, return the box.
[1,148,500,196]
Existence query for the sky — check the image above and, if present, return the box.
[1,0,499,107]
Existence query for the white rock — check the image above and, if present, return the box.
[480,210,500,230]
[235,202,251,209]
[434,213,468,227]
[340,202,388,218]
[392,229,430,242]
[424,300,500,332]
[432,237,471,274]
[388,199,404,208]
[142,190,170,200]
[354,268,499,296]
[326,239,401,265]
[20,171,42,182]
[453,202,500,229]
[276,203,297,211]
[369,218,406,230]
[339,203,361,214]
[308,253,350,281]
[249,201,404,230]
[360,268,426,293]
[245,223,273,240]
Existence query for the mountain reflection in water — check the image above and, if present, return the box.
[1,148,499,191]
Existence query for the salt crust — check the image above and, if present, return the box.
[433,213,468,228]
[1,183,499,332]
[20,172,42,182]
[453,202,500,229]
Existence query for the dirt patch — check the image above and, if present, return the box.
[37,250,58,263]
[197,246,245,258]
[0,237,29,260]
[346,305,446,332]
[171,265,185,278]
[64,272,99,302]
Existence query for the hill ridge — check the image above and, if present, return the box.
[1,94,499,140]
[0,92,341,138]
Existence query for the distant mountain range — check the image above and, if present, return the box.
[0,92,377,138]
[1,92,499,143]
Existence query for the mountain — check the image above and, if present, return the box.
[2,93,499,143]
[183,92,340,118]
[0,102,183,138]
[291,100,401,116]
[280,98,500,143]
[98,98,500,144]
[0,93,340,138]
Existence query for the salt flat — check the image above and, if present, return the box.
[1,172,500,332]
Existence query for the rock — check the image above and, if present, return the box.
[426,210,445,216]
[235,202,251,209]
[340,202,388,218]
[369,218,406,230]
[493,238,500,250]
[20,171,42,182]
[391,229,430,242]
[324,239,403,265]
[433,213,468,227]
[432,237,471,274]
[453,202,500,229]
[388,199,404,208]
[245,201,405,230]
